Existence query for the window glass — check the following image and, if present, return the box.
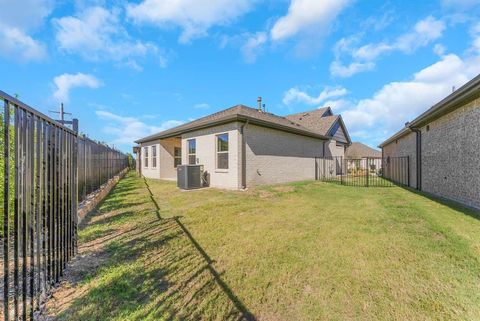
[216,134,228,169]
[143,147,148,167]
[152,145,157,168]
[217,133,229,152]
[174,147,182,167]
[188,139,196,165]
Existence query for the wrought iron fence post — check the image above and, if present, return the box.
[366,158,369,187]
[3,99,10,321]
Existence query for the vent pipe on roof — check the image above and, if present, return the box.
[257,96,262,112]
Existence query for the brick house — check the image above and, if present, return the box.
[134,102,351,189]
[380,74,480,209]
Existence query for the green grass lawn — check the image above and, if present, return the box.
[47,171,480,321]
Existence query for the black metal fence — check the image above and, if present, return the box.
[78,137,127,202]
[315,156,410,187]
[1,91,128,320]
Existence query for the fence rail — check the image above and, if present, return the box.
[315,156,410,187]
[1,91,128,320]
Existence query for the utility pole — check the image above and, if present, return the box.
[49,103,79,133]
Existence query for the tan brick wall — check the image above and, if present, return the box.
[382,131,417,188]
[139,140,161,179]
[244,124,325,187]
[182,122,241,189]
[382,97,480,209]
[159,137,181,180]
[421,97,480,209]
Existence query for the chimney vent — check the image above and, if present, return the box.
[257,96,262,112]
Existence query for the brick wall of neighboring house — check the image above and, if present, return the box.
[182,122,241,189]
[325,139,346,158]
[382,131,417,189]
[140,140,161,179]
[421,97,480,209]
[382,97,480,209]
[244,124,326,187]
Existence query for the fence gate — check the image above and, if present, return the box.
[1,91,128,320]
[315,156,410,187]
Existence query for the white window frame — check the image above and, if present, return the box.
[187,139,196,165]
[174,147,181,168]
[151,145,157,168]
[143,146,149,168]
[216,133,229,170]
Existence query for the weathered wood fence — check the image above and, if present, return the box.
[0,91,128,320]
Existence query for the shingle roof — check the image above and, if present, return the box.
[345,142,382,159]
[135,105,330,143]
[285,108,339,136]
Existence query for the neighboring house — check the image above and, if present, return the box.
[345,142,382,159]
[380,73,480,209]
[344,142,383,172]
[134,102,351,189]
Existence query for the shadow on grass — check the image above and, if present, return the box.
[398,185,480,220]
[51,174,256,321]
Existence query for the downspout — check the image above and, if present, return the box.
[411,128,422,191]
[240,120,249,189]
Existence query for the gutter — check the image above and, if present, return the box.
[239,120,249,189]
[411,128,422,191]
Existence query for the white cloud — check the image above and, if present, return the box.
[53,73,102,102]
[194,103,211,109]
[442,0,480,10]
[283,86,348,106]
[330,61,375,78]
[0,0,53,31]
[433,43,446,56]
[340,53,480,143]
[471,23,480,53]
[126,0,256,43]
[241,32,267,63]
[270,0,350,41]
[331,16,446,77]
[54,6,163,68]
[0,28,46,61]
[95,110,183,145]
[395,16,446,52]
[0,0,52,61]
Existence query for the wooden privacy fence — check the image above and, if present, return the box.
[315,156,410,187]
[0,91,128,320]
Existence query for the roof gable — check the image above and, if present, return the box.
[135,105,330,143]
[345,142,382,159]
[286,109,351,144]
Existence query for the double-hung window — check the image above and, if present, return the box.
[216,133,229,169]
[152,145,157,168]
[143,146,149,168]
[188,139,196,164]
[174,147,182,167]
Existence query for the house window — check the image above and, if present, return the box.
[174,147,182,168]
[216,133,229,169]
[143,146,149,168]
[188,139,196,164]
[152,145,157,168]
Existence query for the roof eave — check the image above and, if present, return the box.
[378,127,411,148]
[408,74,480,128]
[135,114,330,143]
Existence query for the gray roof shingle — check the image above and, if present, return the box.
[135,105,330,143]
[345,142,382,159]
[285,108,338,136]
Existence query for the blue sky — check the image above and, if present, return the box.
[1,0,479,153]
